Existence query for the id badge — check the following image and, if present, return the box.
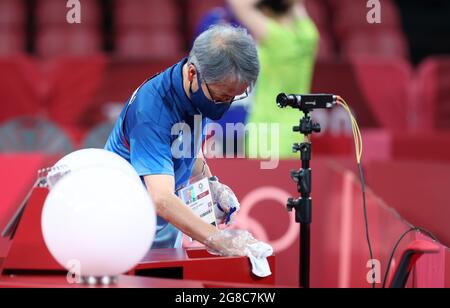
[177,176,217,228]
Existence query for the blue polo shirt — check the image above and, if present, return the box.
[105,58,208,249]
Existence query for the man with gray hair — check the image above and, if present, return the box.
[105,25,263,256]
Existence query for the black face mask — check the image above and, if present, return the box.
[257,0,292,15]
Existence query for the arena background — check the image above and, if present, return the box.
[0,0,450,288]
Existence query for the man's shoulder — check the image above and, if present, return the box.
[132,79,175,117]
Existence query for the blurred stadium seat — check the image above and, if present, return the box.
[187,0,225,40]
[414,57,450,131]
[305,0,328,30]
[35,0,101,26]
[329,0,407,61]
[316,31,336,60]
[312,60,380,128]
[0,0,27,54]
[332,0,402,40]
[0,116,74,154]
[115,29,183,59]
[44,55,107,127]
[114,0,179,28]
[0,57,42,123]
[113,0,183,59]
[83,121,115,149]
[0,29,26,55]
[89,58,175,123]
[34,0,103,57]
[341,30,409,60]
[36,27,103,58]
[304,0,336,60]
[351,58,413,132]
[0,0,26,26]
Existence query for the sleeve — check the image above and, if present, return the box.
[129,121,175,178]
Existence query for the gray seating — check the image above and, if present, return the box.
[0,116,74,154]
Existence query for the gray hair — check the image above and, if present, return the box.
[188,25,260,90]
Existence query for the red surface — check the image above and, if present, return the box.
[0,275,202,289]
[1,187,275,286]
[1,157,450,287]
[208,158,450,287]
[0,274,280,289]
[1,188,61,273]
[0,154,54,258]
[134,248,275,285]
[447,251,450,288]
[365,160,450,247]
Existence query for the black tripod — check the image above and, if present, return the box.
[287,111,321,289]
[276,93,337,288]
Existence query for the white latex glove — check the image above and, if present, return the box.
[209,177,240,225]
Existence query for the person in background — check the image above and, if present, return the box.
[195,5,241,39]
[227,0,319,158]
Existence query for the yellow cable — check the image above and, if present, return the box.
[337,97,363,163]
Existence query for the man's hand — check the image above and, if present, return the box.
[209,177,240,225]
[205,229,273,259]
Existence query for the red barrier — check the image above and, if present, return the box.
[0,188,275,286]
[208,158,450,287]
[1,155,449,287]
[366,160,450,247]
[0,154,53,258]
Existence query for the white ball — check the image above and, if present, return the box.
[41,167,156,277]
[53,149,142,184]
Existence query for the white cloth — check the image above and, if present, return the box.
[246,242,273,278]
[205,230,273,278]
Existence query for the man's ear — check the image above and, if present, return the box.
[187,64,197,83]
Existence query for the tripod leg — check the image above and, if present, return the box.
[300,223,311,288]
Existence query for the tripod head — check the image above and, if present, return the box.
[294,113,321,136]
[276,92,335,138]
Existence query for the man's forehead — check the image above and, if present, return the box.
[212,79,248,94]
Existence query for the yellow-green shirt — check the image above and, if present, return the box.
[247,18,319,158]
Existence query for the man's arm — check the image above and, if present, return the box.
[227,0,307,41]
[144,174,218,245]
[227,0,269,41]
[192,151,213,179]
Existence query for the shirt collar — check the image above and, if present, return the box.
[171,58,198,117]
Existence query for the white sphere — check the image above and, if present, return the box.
[41,167,156,277]
[53,149,142,184]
